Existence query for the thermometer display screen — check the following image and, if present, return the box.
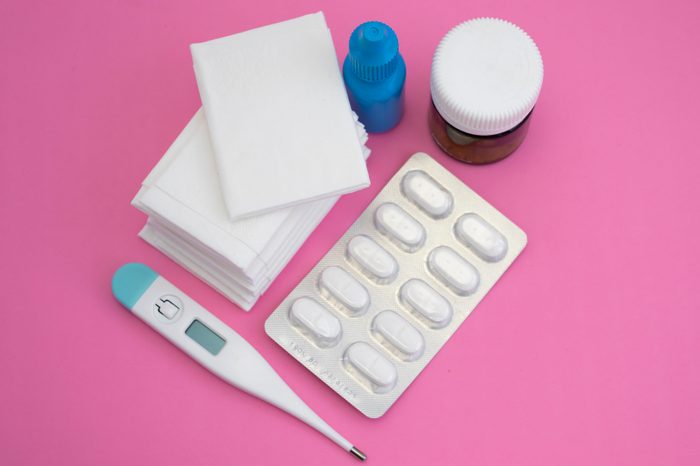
[185,319,226,355]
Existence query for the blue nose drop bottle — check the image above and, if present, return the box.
[343,21,406,133]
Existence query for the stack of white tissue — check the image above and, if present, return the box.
[132,13,370,310]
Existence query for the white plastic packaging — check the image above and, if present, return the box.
[265,152,527,418]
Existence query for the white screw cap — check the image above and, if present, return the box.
[430,18,544,136]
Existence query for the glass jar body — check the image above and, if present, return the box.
[428,100,532,164]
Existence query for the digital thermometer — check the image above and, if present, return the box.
[111,263,366,461]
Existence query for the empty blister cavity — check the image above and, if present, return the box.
[371,311,425,361]
[289,297,342,348]
[401,170,453,218]
[399,279,453,328]
[455,213,508,262]
[428,246,480,296]
[318,266,370,316]
[346,235,399,284]
[344,342,397,394]
[374,202,426,252]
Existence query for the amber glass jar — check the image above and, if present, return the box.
[429,18,543,164]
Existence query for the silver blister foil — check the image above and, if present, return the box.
[265,152,527,418]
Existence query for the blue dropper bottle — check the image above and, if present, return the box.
[343,21,406,133]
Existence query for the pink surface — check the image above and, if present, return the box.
[1,0,699,465]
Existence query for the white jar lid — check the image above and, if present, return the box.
[430,18,543,136]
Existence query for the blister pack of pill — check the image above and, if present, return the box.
[265,152,527,418]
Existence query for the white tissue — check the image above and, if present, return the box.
[133,109,370,310]
[190,12,370,221]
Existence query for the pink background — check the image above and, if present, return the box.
[1,0,699,465]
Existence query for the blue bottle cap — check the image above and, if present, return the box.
[347,21,400,82]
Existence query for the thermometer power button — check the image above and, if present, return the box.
[154,295,183,320]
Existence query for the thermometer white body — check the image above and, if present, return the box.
[111,263,365,461]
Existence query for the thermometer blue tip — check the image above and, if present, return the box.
[112,263,158,309]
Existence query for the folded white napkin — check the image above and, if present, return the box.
[190,12,369,221]
[139,202,328,309]
[133,109,369,310]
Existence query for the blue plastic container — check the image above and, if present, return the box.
[343,21,406,133]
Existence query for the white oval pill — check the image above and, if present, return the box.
[401,170,453,218]
[289,297,341,348]
[346,235,399,284]
[374,203,426,252]
[372,311,425,361]
[318,266,370,316]
[428,246,480,296]
[455,213,508,262]
[344,342,397,393]
[399,279,453,328]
